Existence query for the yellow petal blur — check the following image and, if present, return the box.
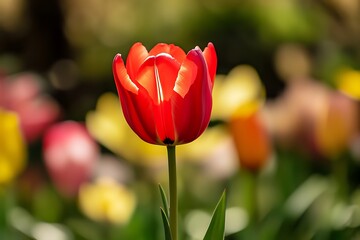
[212,65,265,120]
[0,109,26,184]
[86,93,165,166]
[314,92,358,158]
[78,177,136,224]
[336,68,360,100]
[178,125,232,162]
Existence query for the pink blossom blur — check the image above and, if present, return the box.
[43,121,99,197]
[0,72,61,142]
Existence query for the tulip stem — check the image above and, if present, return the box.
[167,145,177,240]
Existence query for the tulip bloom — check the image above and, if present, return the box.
[43,121,99,197]
[0,109,26,184]
[229,109,271,172]
[112,42,217,145]
[79,177,136,224]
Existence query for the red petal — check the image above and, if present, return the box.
[113,54,138,94]
[153,99,175,144]
[126,42,149,79]
[203,42,217,89]
[168,45,186,63]
[149,43,186,64]
[136,54,180,143]
[172,49,212,144]
[149,43,170,56]
[125,88,160,144]
[136,54,180,102]
[113,54,158,144]
[173,53,198,98]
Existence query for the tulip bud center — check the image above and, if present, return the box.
[163,137,174,145]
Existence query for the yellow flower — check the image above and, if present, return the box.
[211,65,271,172]
[212,65,265,120]
[86,93,165,166]
[314,92,357,158]
[78,177,136,224]
[178,125,233,163]
[0,109,26,184]
[336,68,360,100]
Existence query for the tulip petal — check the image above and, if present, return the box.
[149,43,186,64]
[136,54,180,102]
[172,49,212,144]
[113,54,158,144]
[121,87,160,144]
[173,54,198,98]
[136,54,180,143]
[125,88,160,144]
[126,43,149,79]
[154,99,175,144]
[203,42,217,88]
[113,54,139,94]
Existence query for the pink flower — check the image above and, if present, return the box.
[0,72,61,142]
[43,121,99,197]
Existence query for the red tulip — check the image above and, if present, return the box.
[113,42,217,145]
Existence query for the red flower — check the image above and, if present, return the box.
[113,42,217,145]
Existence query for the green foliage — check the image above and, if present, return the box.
[203,191,227,240]
[160,208,173,240]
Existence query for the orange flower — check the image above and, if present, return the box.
[229,108,271,172]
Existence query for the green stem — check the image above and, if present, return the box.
[241,170,258,224]
[331,156,348,200]
[0,186,15,239]
[167,145,177,240]
[247,171,258,223]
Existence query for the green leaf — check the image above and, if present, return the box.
[160,207,173,240]
[203,191,227,240]
[159,184,169,218]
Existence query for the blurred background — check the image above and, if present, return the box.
[0,0,360,239]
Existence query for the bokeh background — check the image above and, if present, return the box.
[1,0,360,239]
